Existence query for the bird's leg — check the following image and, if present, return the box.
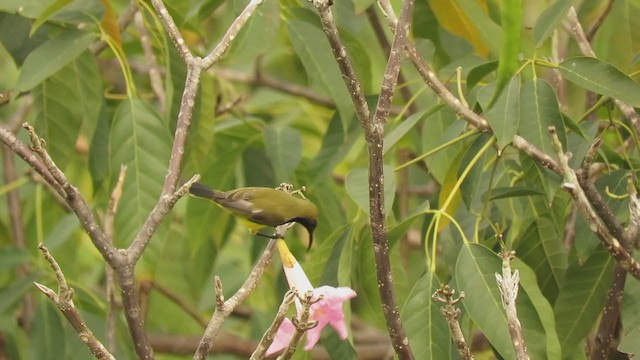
[256,232,285,240]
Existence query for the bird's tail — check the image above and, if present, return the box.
[189,182,223,200]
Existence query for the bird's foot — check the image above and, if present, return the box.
[257,232,284,240]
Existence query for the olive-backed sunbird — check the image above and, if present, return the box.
[189,182,319,248]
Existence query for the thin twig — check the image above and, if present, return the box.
[277,291,318,360]
[22,124,118,264]
[365,7,418,115]
[250,290,297,359]
[201,0,266,69]
[150,0,193,63]
[35,243,115,360]
[496,250,529,360]
[194,238,279,359]
[549,127,640,279]
[586,0,615,43]
[0,126,64,196]
[377,0,561,175]
[433,285,473,360]
[127,174,200,262]
[564,7,640,134]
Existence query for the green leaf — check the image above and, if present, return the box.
[309,114,361,185]
[43,213,80,251]
[558,57,640,107]
[0,272,40,314]
[619,326,640,356]
[519,79,566,158]
[554,247,613,357]
[533,0,573,48]
[31,52,100,168]
[110,98,171,246]
[89,106,110,192]
[31,300,67,359]
[384,105,444,154]
[402,271,452,359]
[345,166,396,215]
[487,75,520,150]
[321,329,357,360]
[16,29,97,91]
[493,0,522,103]
[264,125,302,181]
[515,214,567,303]
[305,224,352,286]
[455,243,513,359]
[486,186,546,200]
[0,247,30,272]
[287,20,355,129]
[467,60,498,90]
[30,0,72,35]
[513,259,562,359]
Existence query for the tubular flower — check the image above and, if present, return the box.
[267,240,357,355]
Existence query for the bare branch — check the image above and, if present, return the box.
[590,265,626,360]
[309,0,415,357]
[250,290,297,359]
[194,239,278,359]
[549,127,640,279]
[150,0,193,63]
[433,285,473,360]
[128,174,200,262]
[21,123,119,265]
[202,0,265,69]
[277,291,318,360]
[496,250,529,360]
[35,243,115,360]
[564,7,640,134]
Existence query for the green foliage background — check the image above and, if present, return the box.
[1,0,640,359]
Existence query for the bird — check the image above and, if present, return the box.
[188,182,318,249]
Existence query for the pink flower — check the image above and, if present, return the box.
[266,240,357,355]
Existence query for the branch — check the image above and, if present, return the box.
[35,243,115,360]
[433,285,473,360]
[564,7,640,134]
[21,124,120,265]
[496,251,529,360]
[194,238,278,359]
[549,127,640,279]
[0,126,64,196]
[150,0,193,63]
[377,0,561,175]
[309,0,415,357]
[277,291,318,360]
[590,264,626,360]
[201,0,265,69]
[250,290,297,359]
[127,174,200,262]
[586,0,615,43]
